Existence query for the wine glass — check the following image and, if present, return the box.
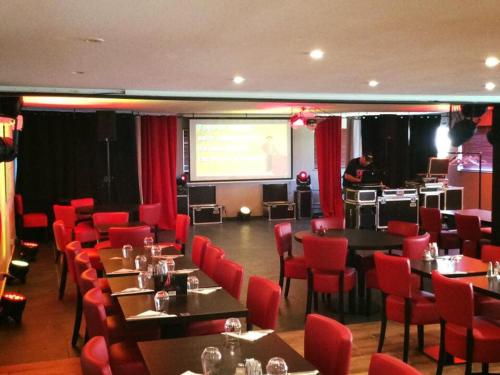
[266,357,288,375]
[144,236,154,249]
[151,244,162,258]
[201,347,222,375]
[122,244,133,258]
[154,291,169,311]
[224,318,242,335]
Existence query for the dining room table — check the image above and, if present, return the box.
[441,208,492,226]
[410,255,489,278]
[138,332,317,375]
[459,275,500,299]
[93,221,148,238]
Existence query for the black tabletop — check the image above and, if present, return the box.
[139,333,316,375]
[410,256,488,278]
[294,228,404,250]
[455,275,499,299]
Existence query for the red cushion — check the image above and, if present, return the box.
[386,290,439,325]
[95,240,112,250]
[475,295,500,320]
[23,213,48,228]
[75,222,98,243]
[187,319,226,336]
[284,255,307,279]
[481,227,492,235]
[98,278,111,293]
[109,341,148,375]
[366,269,421,291]
[446,316,500,363]
[312,267,356,293]
[86,249,103,272]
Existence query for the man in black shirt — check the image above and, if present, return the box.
[342,152,374,188]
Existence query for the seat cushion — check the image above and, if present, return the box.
[312,267,356,293]
[109,341,148,375]
[187,319,226,336]
[23,213,48,228]
[446,316,500,363]
[386,290,439,325]
[475,294,500,320]
[95,240,112,250]
[284,255,307,279]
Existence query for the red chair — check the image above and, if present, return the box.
[387,220,419,237]
[201,244,225,279]
[304,314,352,375]
[475,245,500,320]
[246,276,281,330]
[274,222,307,297]
[53,219,71,264]
[191,235,210,268]
[81,268,118,316]
[80,336,113,375]
[108,225,152,248]
[374,252,439,363]
[93,212,129,241]
[368,353,422,375]
[432,271,500,375]
[54,204,97,243]
[71,197,95,209]
[303,235,356,323]
[14,194,48,240]
[311,216,345,232]
[419,207,460,254]
[455,214,490,259]
[139,203,161,242]
[159,214,190,254]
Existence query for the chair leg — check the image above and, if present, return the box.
[339,271,345,324]
[305,269,313,316]
[58,255,68,300]
[403,299,411,363]
[465,329,473,375]
[417,325,424,352]
[284,278,291,298]
[377,293,387,353]
[436,320,446,375]
[481,363,489,375]
[313,292,319,312]
[278,258,284,292]
[366,287,372,316]
[71,289,83,347]
[348,287,356,314]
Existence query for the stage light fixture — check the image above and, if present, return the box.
[296,171,311,191]
[19,241,39,262]
[238,206,252,221]
[289,109,317,130]
[1,292,27,324]
[8,260,30,284]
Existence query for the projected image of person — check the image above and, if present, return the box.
[262,135,279,173]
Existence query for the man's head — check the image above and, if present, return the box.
[360,152,373,166]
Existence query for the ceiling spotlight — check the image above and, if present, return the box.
[485,56,499,68]
[233,76,245,84]
[72,71,85,75]
[485,82,496,91]
[83,37,105,44]
[309,49,324,60]
[368,80,379,87]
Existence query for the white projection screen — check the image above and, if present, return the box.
[189,119,292,182]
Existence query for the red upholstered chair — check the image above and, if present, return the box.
[108,225,152,248]
[81,268,118,315]
[191,235,210,268]
[201,244,225,279]
[432,271,500,375]
[54,204,97,243]
[368,353,422,375]
[159,214,190,254]
[71,197,94,209]
[274,222,307,297]
[374,252,439,363]
[419,207,460,254]
[455,214,490,259]
[246,276,281,330]
[53,219,71,264]
[475,245,500,320]
[303,235,356,323]
[311,216,345,232]
[93,212,129,241]
[139,203,161,242]
[14,194,48,239]
[304,314,352,375]
[80,336,112,375]
[387,220,419,237]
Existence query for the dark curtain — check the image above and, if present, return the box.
[408,115,441,177]
[140,115,177,230]
[315,117,344,218]
[16,111,140,216]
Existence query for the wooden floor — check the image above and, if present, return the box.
[1,321,498,375]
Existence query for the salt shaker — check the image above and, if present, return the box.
[487,261,494,278]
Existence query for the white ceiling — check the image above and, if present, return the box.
[2,0,500,112]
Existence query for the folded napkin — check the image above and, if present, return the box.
[188,287,222,295]
[171,268,199,275]
[222,329,273,342]
[109,256,123,260]
[127,310,176,320]
[111,287,154,296]
[107,268,138,275]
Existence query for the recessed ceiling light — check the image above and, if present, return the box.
[485,82,496,91]
[82,37,105,43]
[233,76,245,84]
[368,80,379,87]
[72,71,85,75]
[485,56,499,68]
[309,49,324,60]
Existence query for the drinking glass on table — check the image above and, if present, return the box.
[122,244,133,258]
[153,291,169,311]
[201,347,222,375]
[137,271,149,289]
[151,244,162,258]
[187,275,199,290]
[224,318,242,335]
[266,357,288,375]
[166,258,175,271]
[144,236,154,249]
[134,255,147,270]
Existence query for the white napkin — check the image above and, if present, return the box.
[111,287,153,296]
[107,268,138,275]
[222,329,273,342]
[109,256,123,260]
[157,254,184,260]
[127,310,176,320]
[188,287,222,295]
[180,372,201,375]
[171,268,199,275]
[288,371,320,375]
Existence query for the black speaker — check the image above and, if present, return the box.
[0,97,20,118]
[97,111,117,141]
[177,195,188,215]
[294,190,312,219]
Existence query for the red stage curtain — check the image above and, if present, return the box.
[315,117,344,218]
[140,116,177,229]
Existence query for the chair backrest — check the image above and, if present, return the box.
[175,214,190,244]
[419,207,441,242]
[65,241,83,283]
[402,232,430,260]
[71,197,94,209]
[139,203,162,226]
[109,225,151,248]
[191,235,210,268]
[81,268,101,296]
[14,194,24,215]
[53,204,77,229]
[481,244,500,263]
[80,336,112,375]
[304,314,352,375]
[53,219,71,252]
[374,252,412,299]
[431,271,474,328]
[455,214,482,241]
[92,212,129,226]
[311,217,345,232]
[303,235,348,272]
[213,259,244,300]
[75,251,92,291]
[83,288,110,343]
[246,276,281,329]
[274,222,292,257]
[368,353,422,375]
[387,220,419,237]
[202,244,225,279]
